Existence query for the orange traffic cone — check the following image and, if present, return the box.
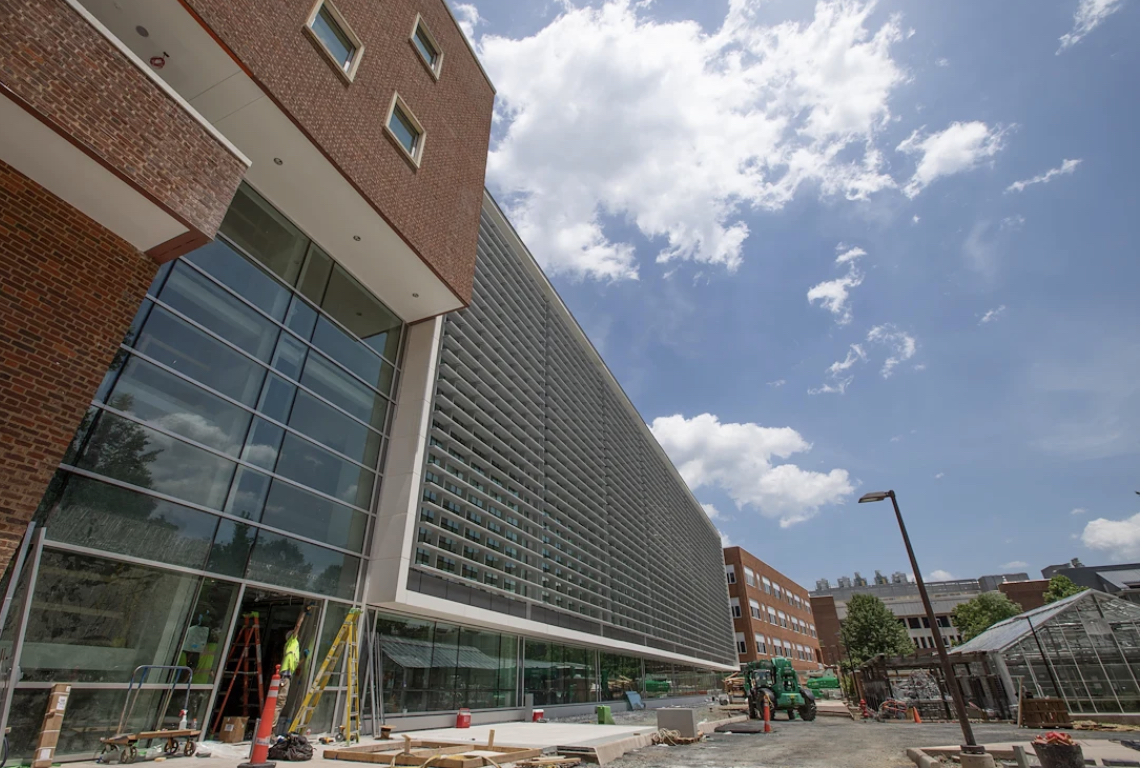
[912,706,922,724]
[239,664,281,768]
[763,701,772,734]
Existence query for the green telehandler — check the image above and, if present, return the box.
[743,657,816,721]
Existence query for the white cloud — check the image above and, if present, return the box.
[766,379,787,388]
[934,472,945,479]
[889,434,902,442]
[650,413,854,527]
[809,344,866,395]
[979,305,1007,324]
[835,245,867,265]
[1007,158,1082,193]
[719,529,733,547]
[867,324,917,377]
[808,265,864,325]
[897,121,1009,198]
[1058,0,1122,53]
[928,569,954,581]
[1070,507,1088,515]
[1001,214,1026,230]
[479,0,908,280]
[935,57,950,67]
[1001,560,1029,570]
[911,214,921,224]
[1081,513,1140,560]
[701,503,721,520]
[451,2,483,45]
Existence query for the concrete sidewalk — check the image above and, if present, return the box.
[910,738,1141,767]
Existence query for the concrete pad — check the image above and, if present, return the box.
[915,739,1141,767]
[402,721,657,749]
[715,722,766,734]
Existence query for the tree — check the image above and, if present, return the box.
[840,594,915,663]
[951,592,1022,641]
[1043,574,1085,603]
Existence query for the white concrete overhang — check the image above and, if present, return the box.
[0,90,187,252]
[79,0,463,323]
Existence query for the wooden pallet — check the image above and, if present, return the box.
[323,737,541,767]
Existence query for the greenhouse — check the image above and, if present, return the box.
[950,589,1139,715]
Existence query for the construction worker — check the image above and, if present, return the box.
[275,604,313,732]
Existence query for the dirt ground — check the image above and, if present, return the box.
[607,719,1137,768]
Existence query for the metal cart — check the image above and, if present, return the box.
[97,666,199,764]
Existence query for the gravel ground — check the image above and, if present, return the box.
[607,719,1136,768]
[553,704,731,727]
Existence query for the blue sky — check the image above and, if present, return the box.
[449,0,1140,588]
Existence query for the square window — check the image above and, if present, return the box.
[305,1,364,80]
[411,16,444,77]
[386,94,426,166]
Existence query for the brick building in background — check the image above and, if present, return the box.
[724,547,822,673]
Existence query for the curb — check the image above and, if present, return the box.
[906,747,941,767]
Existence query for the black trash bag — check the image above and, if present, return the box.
[268,734,314,762]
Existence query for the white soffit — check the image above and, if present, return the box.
[0,92,185,251]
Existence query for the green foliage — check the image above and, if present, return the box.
[1043,574,1085,603]
[840,594,915,663]
[951,591,1022,641]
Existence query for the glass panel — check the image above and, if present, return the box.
[224,467,271,520]
[46,474,217,569]
[297,245,333,306]
[207,520,256,577]
[271,333,308,380]
[288,390,381,468]
[179,578,241,685]
[414,26,438,65]
[428,623,460,711]
[245,530,359,599]
[106,355,253,455]
[312,5,356,69]
[320,264,403,363]
[75,411,236,511]
[313,317,395,395]
[261,479,368,551]
[184,241,291,321]
[286,296,319,340]
[133,306,267,405]
[388,107,419,155]
[301,352,388,431]
[19,550,202,683]
[600,653,641,701]
[257,374,297,423]
[159,262,280,362]
[241,418,285,470]
[273,432,374,508]
[378,613,434,714]
[219,184,309,285]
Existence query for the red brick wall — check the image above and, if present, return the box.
[811,595,845,666]
[182,0,495,303]
[1000,580,1049,612]
[0,160,157,570]
[725,547,822,672]
[0,0,246,240]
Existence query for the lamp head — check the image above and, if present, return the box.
[858,491,892,504]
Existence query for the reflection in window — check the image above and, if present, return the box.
[245,530,358,599]
[273,432,373,508]
[45,475,217,570]
[218,184,309,285]
[74,410,237,511]
[159,263,279,363]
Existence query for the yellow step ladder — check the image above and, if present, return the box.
[287,608,362,742]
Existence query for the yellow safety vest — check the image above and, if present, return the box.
[282,637,301,675]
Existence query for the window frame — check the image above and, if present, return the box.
[385,92,427,168]
[410,13,444,79]
[303,0,365,82]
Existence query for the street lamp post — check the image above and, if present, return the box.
[858,490,983,756]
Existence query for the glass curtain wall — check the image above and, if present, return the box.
[375,613,518,714]
[36,183,405,598]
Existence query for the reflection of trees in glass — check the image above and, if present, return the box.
[249,536,312,589]
[69,399,160,521]
[312,563,344,596]
[207,523,255,578]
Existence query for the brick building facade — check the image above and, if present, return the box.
[724,547,822,673]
